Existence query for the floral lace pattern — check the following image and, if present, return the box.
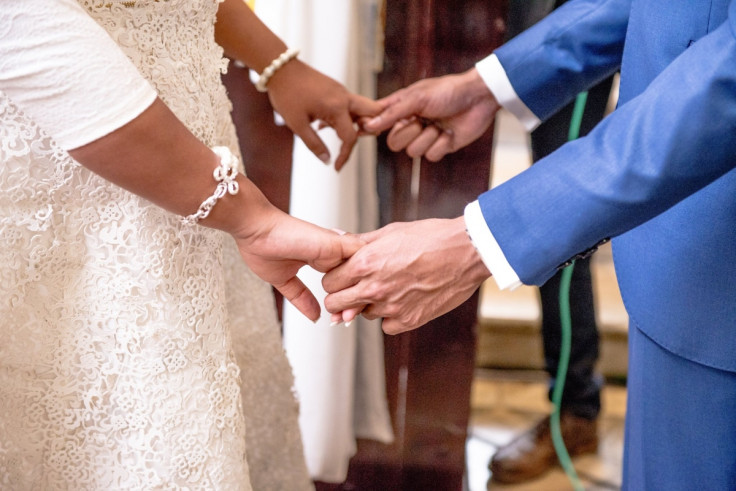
[0,1,311,489]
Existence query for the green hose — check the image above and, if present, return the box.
[550,91,588,491]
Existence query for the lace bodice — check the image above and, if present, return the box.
[0,1,312,489]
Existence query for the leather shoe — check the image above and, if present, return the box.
[489,411,598,484]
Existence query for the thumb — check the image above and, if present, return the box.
[381,317,408,335]
[363,91,417,133]
[310,231,364,273]
[349,93,387,118]
[330,227,364,258]
[339,232,364,259]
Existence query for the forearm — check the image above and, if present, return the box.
[479,18,736,286]
[69,98,272,237]
[214,0,287,72]
[491,0,629,121]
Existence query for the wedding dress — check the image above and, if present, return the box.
[0,1,312,489]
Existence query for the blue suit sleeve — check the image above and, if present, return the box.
[495,0,629,121]
[480,3,736,285]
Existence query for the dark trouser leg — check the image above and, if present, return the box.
[540,256,602,419]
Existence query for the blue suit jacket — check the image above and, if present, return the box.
[479,0,736,372]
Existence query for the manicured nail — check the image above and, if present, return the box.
[329,320,340,327]
[345,319,353,327]
[367,116,381,128]
[319,153,330,164]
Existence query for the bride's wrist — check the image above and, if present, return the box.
[194,171,276,241]
[230,181,281,245]
[265,58,311,95]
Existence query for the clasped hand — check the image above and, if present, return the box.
[251,67,498,334]
[317,67,498,334]
[321,218,490,334]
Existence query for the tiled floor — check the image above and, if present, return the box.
[465,371,625,491]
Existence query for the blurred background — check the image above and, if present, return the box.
[226,1,628,489]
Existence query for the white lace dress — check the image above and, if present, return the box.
[0,1,312,489]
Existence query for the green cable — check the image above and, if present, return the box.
[550,91,588,491]
[567,92,589,142]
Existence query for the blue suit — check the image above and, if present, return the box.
[479,0,736,487]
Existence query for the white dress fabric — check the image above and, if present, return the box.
[0,1,312,489]
[255,0,393,483]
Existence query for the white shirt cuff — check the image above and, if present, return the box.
[475,54,541,132]
[464,201,522,290]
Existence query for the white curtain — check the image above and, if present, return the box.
[254,0,393,483]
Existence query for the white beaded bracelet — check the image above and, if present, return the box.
[181,146,240,225]
[255,47,300,92]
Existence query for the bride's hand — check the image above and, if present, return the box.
[266,59,384,171]
[214,0,384,170]
[233,206,364,321]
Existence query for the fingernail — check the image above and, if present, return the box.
[345,319,353,327]
[367,116,381,128]
[329,320,340,327]
[331,228,347,235]
[319,153,330,164]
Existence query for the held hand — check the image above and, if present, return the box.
[234,205,364,322]
[267,59,384,170]
[363,68,500,162]
[214,0,382,169]
[322,217,491,334]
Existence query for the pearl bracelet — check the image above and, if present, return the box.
[255,47,300,92]
[181,146,240,225]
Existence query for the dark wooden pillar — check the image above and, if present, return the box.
[340,1,507,490]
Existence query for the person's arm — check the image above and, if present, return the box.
[346,0,629,300]
[478,6,736,285]
[492,0,628,123]
[1,0,361,321]
[0,0,157,150]
[326,0,736,333]
[69,99,362,321]
[363,0,629,159]
[214,0,380,170]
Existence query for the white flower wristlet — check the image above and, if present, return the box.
[181,146,240,225]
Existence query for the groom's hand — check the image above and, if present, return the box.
[322,217,491,334]
[361,68,500,162]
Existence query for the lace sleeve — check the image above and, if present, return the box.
[0,0,157,150]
